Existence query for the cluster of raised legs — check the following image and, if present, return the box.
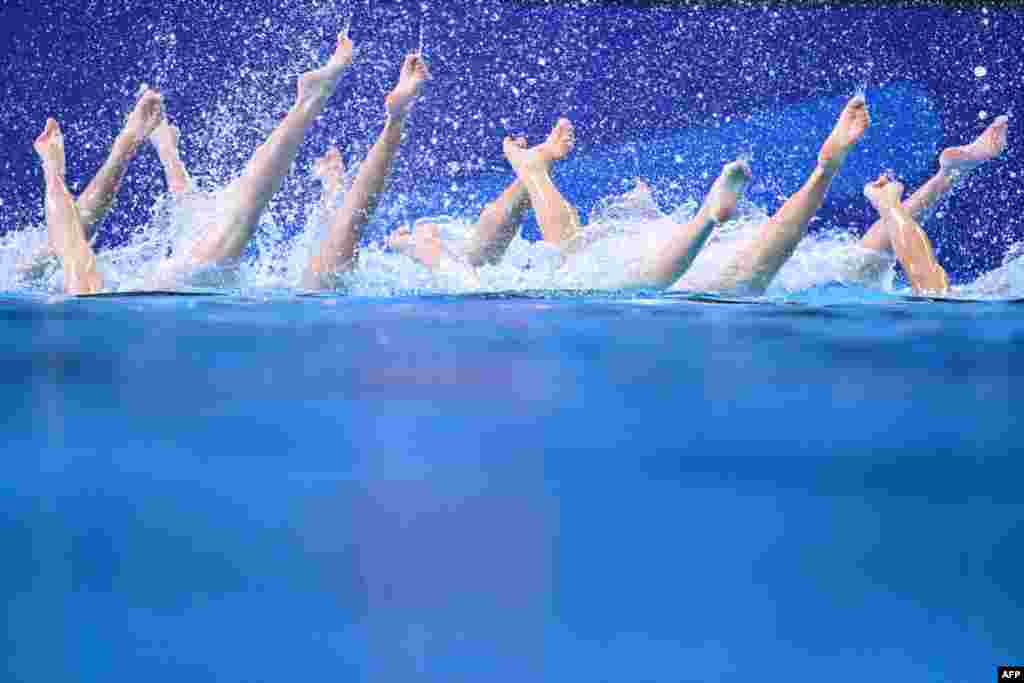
[31,28,1010,297]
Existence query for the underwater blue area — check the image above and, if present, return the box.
[3,292,1024,681]
[1,1,1024,681]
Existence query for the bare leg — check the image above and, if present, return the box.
[313,145,346,221]
[184,34,354,270]
[304,53,431,289]
[709,95,871,295]
[463,174,528,267]
[502,119,579,249]
[77,89,165,232]
[629,160,752,289]
[150,119,193,195]
[464,120,575,266]
[861,115,1009,253]
[34,119,103,295]
[864,175,949,294]
[17,91,163,278]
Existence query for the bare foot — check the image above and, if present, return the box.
[621,178,659,215]
[863,173,905,211]
[705,159,753,223]
[503,118,577,175]
[149,118,180,152]
[297,33,355,106]
[385,54,431,119]
[540,118,576,162]
[313,145,346,184]
[125,89,165,143]
[940,115,1009,174]
[34,118,66,177]
[388,222,443,270]
[818,95,871,172]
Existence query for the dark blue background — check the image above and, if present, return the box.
[1,0,1022,283]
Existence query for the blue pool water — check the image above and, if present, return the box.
[3,291,1022,680]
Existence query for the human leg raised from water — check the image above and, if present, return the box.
[313,145,346,216]
[179,33,354,272]
[863,174,949,294]
[17,90,164,278]
[502,118,580,249]
[860,115,1009,254]
[463,120,577,265]
[707,95,871,295]
[150,118,193,196]
[75,88,165,231]
[35,119,103,295]
[303,53,430,289]
[462,138,530,268]
[627,159,752,289]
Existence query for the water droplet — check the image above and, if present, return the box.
[979,110,989,120]
[537,57,547,66]
[974,65,987,78]
[674,154,683,163]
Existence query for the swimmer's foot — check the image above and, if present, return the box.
[297,33,355,106]
[313,145,346,185]
[541,117,576,162]
[149,118,181,153]
[35,118,90,261]
[940,115,1009,175]
[863,173,906,211]
[818,94,871,173]
[616,178,663,220]
[385,54,431,119]
[34,118,66,178]
[504,118,576,175]
[388,222,443,271]
[124,89,165,144]
[704,159,753,223]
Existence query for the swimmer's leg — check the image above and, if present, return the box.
[76,89,164,232]
[313,145,346,222]
[17,90,163,278]
[464,119,578,265]
[502,118,580,249]
[860,115,1009,253]
[303,53,430,289]
[864,174,949,294]
[708,95,871,295]
[150,118,193,196]
[188,34,354,269]
[464,174,528,267]
[35,119,103,295]
[628,160,752,289]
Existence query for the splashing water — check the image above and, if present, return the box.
[2,3,1022,301]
